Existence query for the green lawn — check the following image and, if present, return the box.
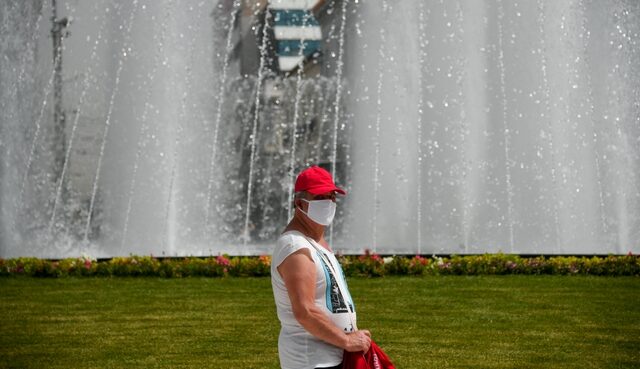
[0,276,638,369]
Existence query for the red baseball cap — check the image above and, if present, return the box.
[295,166,346,195]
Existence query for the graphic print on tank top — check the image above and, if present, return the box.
[316,251,354,314]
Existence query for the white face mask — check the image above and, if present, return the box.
[299,199,336,226]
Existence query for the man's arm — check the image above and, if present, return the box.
[278,248,371,352]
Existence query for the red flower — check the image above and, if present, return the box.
[216,255,230,266]
[259,255,270,265]
[417,255,428,264]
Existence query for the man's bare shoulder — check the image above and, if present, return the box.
[274,233,316,279]
[273,230,314,268]
[275,230,306,249]
[280,247,314,267]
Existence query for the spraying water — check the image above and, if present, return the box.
[19,68,54,210]
[577,0,608,239]
[328,0,349,246]
[330,0,349,180]
[162,5,202,254]
[44,0,85,236]
[205,0,242,230]
[285,13,310,219]
[11,3,45,238]
[416,0,427,255]
[2,0,639,258]
[121,0,174,252]
[536,0,562,252]
[496,0,516,252]
[243,6,272,246]
[452,0,471,252]
[370,2,390,252]
[607,5,638,252]
[15,5,45,198]
[83,0,140,243]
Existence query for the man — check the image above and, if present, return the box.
[271,166,371,369]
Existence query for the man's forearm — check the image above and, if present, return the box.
[294,305,348,349]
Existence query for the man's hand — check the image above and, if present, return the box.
[344,329,371,353]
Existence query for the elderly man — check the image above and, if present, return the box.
[271,166,371,369]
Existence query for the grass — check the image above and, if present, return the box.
[0,276,638,369]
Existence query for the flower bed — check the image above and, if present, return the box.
[0,253,638,278]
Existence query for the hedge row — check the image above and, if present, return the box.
[1,253,638,278]
[0,255,269,278]
[340,252,640,277]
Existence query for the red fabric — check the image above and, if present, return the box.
[295,166,346,195]
[342,341,395,369]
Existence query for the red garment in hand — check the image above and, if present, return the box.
[342,340,395,369]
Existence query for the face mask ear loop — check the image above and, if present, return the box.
[297,199,310,216]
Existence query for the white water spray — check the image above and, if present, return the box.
[243,6,272,246]
[328,0,349,246]
[578,0,608,238]
[45,1,94,236]
[453,0,471,252]
[286,13,310,219]
[371,2,390,252]
[416,1,427,255]
[19,68,54,208]
[121,0,174,253]
[205,0,242,230]
[496,0,516,252]
[83,0,140,242]
[162,5,202,254]
[536,0,562,252]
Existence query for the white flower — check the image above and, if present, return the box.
[81,253,96,262]
[383,256,394,264]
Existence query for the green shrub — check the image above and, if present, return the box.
[0,258,9,277]
[340,250,385,277]
[0,253,637,278]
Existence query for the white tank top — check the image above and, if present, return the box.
[271,231,356,369]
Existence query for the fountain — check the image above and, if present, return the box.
[0,0,638,258]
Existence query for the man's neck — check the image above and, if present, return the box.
[284,214,325,244]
